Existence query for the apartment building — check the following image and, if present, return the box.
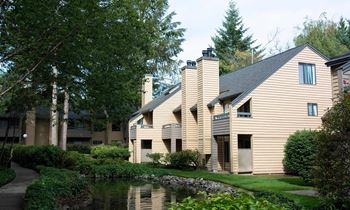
[129,44,334,174]
[0,107,127,146]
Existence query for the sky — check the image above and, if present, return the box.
[168,0,350,62]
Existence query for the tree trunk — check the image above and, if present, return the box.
[50,66,58,146]
[60,88,69,151]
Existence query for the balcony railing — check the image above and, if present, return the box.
[237,112,252,118]
[213,112,229,121]
[162,123,181,139]
[130,124,153,140]
[141,124,153,128]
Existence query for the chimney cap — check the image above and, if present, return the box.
[197,48,219,62]
[181,60,197,70]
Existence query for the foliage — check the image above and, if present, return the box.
[314,94,350,209]
[67,144,91,154]
[91,144,130,160]
[12,145,65,169]
[294,14,349,57]
[170,192,287,210]
[24,167,88,210]
[212,1,262,74]
[254,192,302,210]
[90,160,167,178]
[63,151,94,175]
[146,153,164,165]
[0,144,12,168]
[0,167,15,187]
[166,150,201,169]
[283,130,317,183]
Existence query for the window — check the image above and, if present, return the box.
[237,99,251,118]
[93,140,103,145]
[224,141,230,162]
[141,140,152,149]
[238,135,251,149]
[299,63,316,85]
[223,103,230,113]
[307,103,318,116]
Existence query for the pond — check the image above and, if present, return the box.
[82,179,197,210]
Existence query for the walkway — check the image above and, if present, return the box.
[286,189,318,197]
[0,162,38,210]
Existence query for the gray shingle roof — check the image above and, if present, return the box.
[130,84,181,121]
[130,44,327,120]
[209,44,326,107]
[326,50,350,67]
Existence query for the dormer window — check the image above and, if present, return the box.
[237,99,251,118]
[299,63,316,85]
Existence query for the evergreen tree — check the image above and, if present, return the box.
[212,1,261,74]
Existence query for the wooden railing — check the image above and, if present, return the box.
[213,112,229,121]
[237,112,252,118]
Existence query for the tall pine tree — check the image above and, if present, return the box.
[212,1,261,75]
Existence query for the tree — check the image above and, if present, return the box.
[337,17,350,49]
[1,0,184,148]
[294,14,349,57]
[212,1,262,74]
[314,94,350,209]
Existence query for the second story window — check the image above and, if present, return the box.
[237,99,252,118]
[307,103,318,116]
[299,63,316,85]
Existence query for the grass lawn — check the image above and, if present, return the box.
[164,169,321,209]
[0,167,15,187]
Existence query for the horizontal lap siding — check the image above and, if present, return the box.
[213,119,230,135]
[231,47,332,174]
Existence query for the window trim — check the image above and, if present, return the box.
[299,63,317,85]
[307,103,318,116]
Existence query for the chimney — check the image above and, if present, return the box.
[181,60,198,150]
[141,74,153,107]
[197,48,219,154]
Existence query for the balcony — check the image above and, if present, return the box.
[130,124,154,140]
[212,113,230,135]
[67,128,92,138]
[162,123,181,139]
[237,112,252,118]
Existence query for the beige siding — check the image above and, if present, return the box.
[197,59,219,154]
[230,47,332,174]
[181,68,198,150]
[331,69,339,99]
[129,89,182,163]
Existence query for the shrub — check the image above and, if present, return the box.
[63,151,94,175]
[91,145,130,160]
[90,160,167,178]
[254,192,302,210]
[12,145,65,169]
[0,145,12,168]
[167,150,201,169]
[67,144,91,154]
[24,167,88,210]
[0,167,15,187]
[314,94,350,209]
[170,192,284,210]
[146,153,164,165]
[283,130,317,183]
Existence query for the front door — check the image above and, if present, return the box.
[217,135,230,171]
[238,135,252,173]
[141,140,152,163]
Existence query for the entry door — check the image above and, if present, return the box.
[141,140,152,163]
[238,135,252,172]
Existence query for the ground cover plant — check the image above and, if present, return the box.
[0,167,15,187]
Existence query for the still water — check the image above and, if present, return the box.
[83,179,197,210]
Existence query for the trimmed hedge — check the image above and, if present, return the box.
[12,145,65,169]
[0,167,15,187]
[91,145,130,160]
[67,144,91,154]
[283,130,317,183]
[24,167,88,210]
[0,144,13,168]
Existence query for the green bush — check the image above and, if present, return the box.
[167,150,201,169]
[24,167,88,210]
[67,144,91,154]
[170,192,285,210]
[12,145,65,169]
[91,145,130,160]
[314,94,350,209]
[91,160,167,178]
[63,151,94,175]
[0,167,15,187]
[254,192,302,210]
[283,130,317,183]
[146,153,164,165]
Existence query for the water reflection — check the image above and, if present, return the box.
[84,179,196,210]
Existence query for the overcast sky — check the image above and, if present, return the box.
[169,0,350,62]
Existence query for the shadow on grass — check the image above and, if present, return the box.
[277,176,313,187]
